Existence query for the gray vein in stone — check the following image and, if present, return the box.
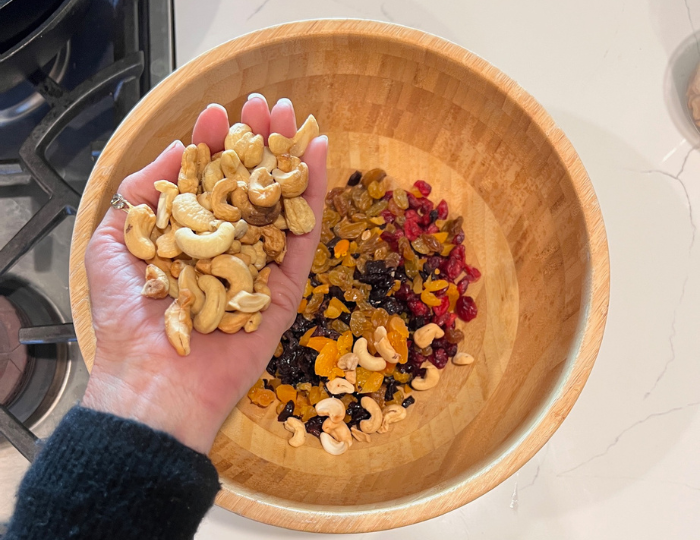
[560,473,700,492]
[684,0,700,57]
[557,401,700,476]
[246,0,271,21]
[380,3,395,22]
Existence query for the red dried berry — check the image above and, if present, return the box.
[381,209,396,223]
[405,209,419,221]
[451,231,465,245]
[436,199,449,220]
[433,312,457,329]
[426,256,442,271]
[381,231,398,250]
[432,296,450,317]
[465,264,481,282]
[414,180,432,196]
[457,278,469,295]
[426,223,439,234]
[455,296,478,321]
[419,198,434,214]
[441,258,463,281]
[431,348,448,368]
[407,192,421,209]
[383,190,394,201]
[395,282,412,301]
[450,244,466,261]
[404,219,423,241]
[407,297,430,317]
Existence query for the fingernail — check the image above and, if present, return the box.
[247,93,268,104]
[206,103,226,111]
[276,97,292,107]
[318,135,328,144]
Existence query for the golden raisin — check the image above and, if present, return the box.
[248,388,275,407]
[350,310,367,337]
[333,217,368,239]
[309,385,325,405]
[393,371,411,383]
[367,200,388,217]
[367,180,386,199]
[322,206,341,228]
[393,188,409,210]
[412,274,424,294]
[297,298,307,313]
[421,290,443,307]
[424,279,449,292]
[371,308,390,329]
[313,284,330,294]
[331,319,350,334]
[276,384,297,404]
[355,367,384,393]
[352,187,373,211]
[297,382,312,393]
[301,405,317,421]
[361,168,387,187]
[337,330,354,355]
[274,343,284,358]
[324,297,350,319]
[340,394,357,407]
[303,279,313,298]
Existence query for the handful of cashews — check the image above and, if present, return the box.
[119,110,320,356]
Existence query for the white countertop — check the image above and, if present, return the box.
[174,1,700,538]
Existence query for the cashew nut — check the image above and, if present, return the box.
[211,178,241,221]
[252,241,266,270]
[315,397,345,423]
[169,259,191,278]
[178,265,205,315]
[337,352,359,384]
[411,362,440,391]
[177,144,199,194]
[227,290,271,312]
[238,223,261,245]
[146,254,178,298]
[248,264,259,280]
[226,239,242,255]
[268,114,319,157]
[413,323,445,349]
[218,311,252,334]
[210,254,254,305]
[272,162,309,198]
[156,221,183,258]
[319,432,347,456]
[150,225,164,243]
[351,427,371,443]
[192,275,227,334]
[231,181,281,226]
[284,417,306,448]
[195,258,211,275]
[244,311,262,332]
[202,158,223,192]
[196,142,211,180]
[141,264,169,298]
[326,378,355,395]
[375,337,400,364]
[233,131,264,168]
[154,180,179,229]
[254,267,271,296]
[453,352,475,365]
[273,214,288,230]
[276,153,301,173]
[323,418,352,447]
[219,149,241,178]
[377,404,407,434]
[164,288,194,356]
[247,168,282,207]
[197,192,212,211]
[175,222,235,259]
[171,193,219,232]
[124,204,156,260]
[260,225,287,264]
[283,196,316,235]
[359,396,383,434]
[353,338,386,372]
[253,147,277,173]
[240,245,258,267]
[224,122,251,151]
[235,253,252,266]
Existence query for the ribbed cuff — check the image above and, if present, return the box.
[5,406,220,540]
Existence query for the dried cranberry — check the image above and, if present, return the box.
[413,180,432,196]
[455,296,478,321]
[457,278,469,295]
[441,258,464,281]
[446,344,458,357]
[432,348,449,368]
[277,400,296,422]
[464,264,481,282]
[426,223,440,234]
[450,244,466,261]
[401,395,415,408]
[346,170,362,186]
[432,337,448,350]
[404,219,423,241]
[395,282,412,301]
[383,189,394,201]
[425,256,442,271]
[407,192,421,209]
[432,296,450,317]
[405,209,419,221]
[419,212,432,227]
[407,297,430,317]
[452,231,465,245]
[420,198,434,214]
[436,199,449,220]
[381,209,396,223]
[305,415,325,437]
[433,312,457,329]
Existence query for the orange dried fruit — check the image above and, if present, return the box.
[314,341,340,377]
[440,243,456,257]
[431,232,449,243]
[383,363,396,376]
[388,315,409,338]
[447,283,459,311]
[301,405,317,421]
[424,279,449,292]
[248,388,275,407]
[313,284,330,294]
[276,384,297,404]
[299,326,317,347]
[324,297,350,319]
[393,371,411,383]
[307,336,335,352]
[274,343,284,358]
[355,367,384,393]
[334,239,350,258]
[337,330,353,355]
[309,385,325,405]
[421,289,442,307]
[388,330,408,364]
[297,298,307,313]
[303,279,313,297]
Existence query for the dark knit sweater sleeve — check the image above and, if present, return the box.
[4,406,220,540]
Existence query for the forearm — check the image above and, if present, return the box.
[5,407,220,540]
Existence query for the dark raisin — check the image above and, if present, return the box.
[429,209,439,223]
[305,415,325,437]
[326,237,341,252]
[329,285,344,300]
[446,344,458,357]
[384,378,398,401]
[381,297,402,315]
[401,395,415,408]
[364,260,387,274]
[432,348,449,368]
[263,379,274,390]
[347,400,371,428]
[346,170,362,186]
[277,400,295,422]
[408,315,426,331]
[339,311,352,325]
[310,274,322,287]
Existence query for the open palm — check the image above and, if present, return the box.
[82,96,327,454]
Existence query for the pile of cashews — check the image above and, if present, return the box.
[122,114,320,356]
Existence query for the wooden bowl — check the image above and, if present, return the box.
[69,20,609,533]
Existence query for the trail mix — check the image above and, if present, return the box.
[247,170,481,455]
[121,113,320,356]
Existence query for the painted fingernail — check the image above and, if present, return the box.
[166,139,183,151]
[276,97,293,107]
[318,135,328,144]
[247,93,268,104]
[206,103,226,111]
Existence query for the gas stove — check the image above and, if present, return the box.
[0,0,174,528]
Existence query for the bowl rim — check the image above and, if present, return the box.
[69,18,610,534]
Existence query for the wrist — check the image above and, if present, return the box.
[82,363,221,455]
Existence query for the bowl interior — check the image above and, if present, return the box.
[69,21,608,533]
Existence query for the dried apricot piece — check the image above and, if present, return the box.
[421,289,442,307]
[431,232,449,243]
[308,336,335,353]
[334,239,350,258]
[297,298,307,313]
[388,330,408,363]
[355,367,384,393]
[324,297,350,319]
[276,384,297,404]
[446,283,459,311]
[313,284,330,294]
[299,326,317,347]
[314,341,340,377]
[249,388,276,407]
[388,315,409,338]
[424,279,449,292]
[303,279,313,297]
[337,330,354,355]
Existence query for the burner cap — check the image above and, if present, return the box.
[0,296,29,405]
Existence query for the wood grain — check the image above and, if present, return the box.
[69,20,609,533]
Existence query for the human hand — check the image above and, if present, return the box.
[81,96,327,454]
